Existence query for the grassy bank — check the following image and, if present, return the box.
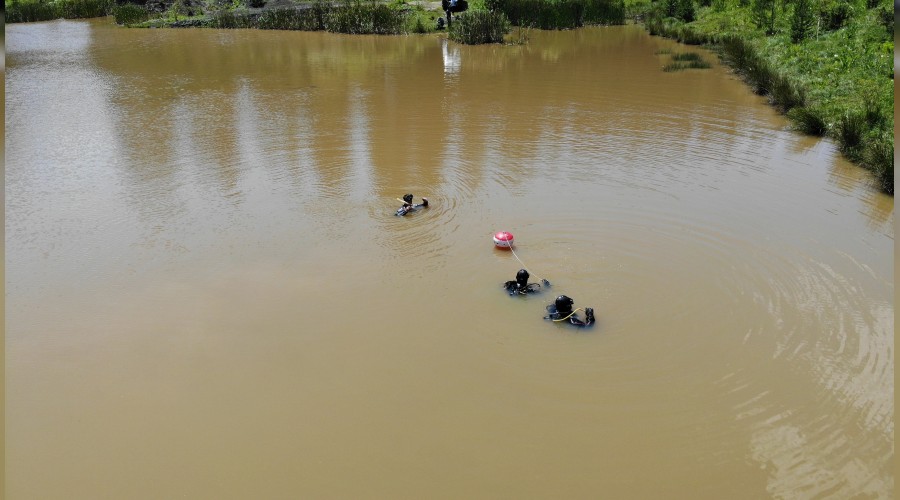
[633,0,893,193]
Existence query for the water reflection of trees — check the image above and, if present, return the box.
[89,21,891,226]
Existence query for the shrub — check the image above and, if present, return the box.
[665,0,694,22]
[819,0,852,30]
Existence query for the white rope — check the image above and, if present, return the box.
[507,243,549,285]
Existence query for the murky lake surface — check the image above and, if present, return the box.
[5,18,894,498]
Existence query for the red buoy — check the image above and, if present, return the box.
[493,231,514,248]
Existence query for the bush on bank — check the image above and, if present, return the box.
[635,0,894,194]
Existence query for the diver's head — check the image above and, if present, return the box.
[403,194,414,204]
[516,269,530,285]
[555,295,574,313]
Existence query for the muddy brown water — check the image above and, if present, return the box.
[5,18,894,499]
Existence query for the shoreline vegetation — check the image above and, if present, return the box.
[5,0,893,193]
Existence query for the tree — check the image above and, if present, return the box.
[752,0,777,34]
[665,0,696,21]
[790,0,814,41]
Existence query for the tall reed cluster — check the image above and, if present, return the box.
[112,2,149,24]
[6,0,112,22]
[209,1,406,34]
[485,0,624,29]
[448,9,510,43]
[326,1,406,34]
[719,36,804,111]
[644,16,710,44]
[662,51,711,71]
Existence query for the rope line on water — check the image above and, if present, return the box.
[551,307,583,322]
[508,243,550,286]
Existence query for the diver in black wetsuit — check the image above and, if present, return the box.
[396,193,429,216]
[544,295,595,327]
[503,269,542,296]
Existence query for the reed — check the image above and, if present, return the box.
[326,1,407,34]
[862,96,885,130]
[448,9,509,43]
[787,106,827,135]
[863,133,894,194]
[835,112,866,159]
[209,8,256,27]
[768,72,804,111]
[257,6,323,30]
[408,11,430,32]
[6,0,112,22]
[490,0,623,29]
[112,2,149,24]
[506,25,532,43]
[645,15,709,44]
[57,0,112,18]
[583,0,625,24]
[720,36,772,95]
[663,58,710,71]
[671,51,703,61]
[719,34,752,68]
[673,25,708,44]
[5,0,59,22]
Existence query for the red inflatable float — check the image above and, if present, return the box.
[493,231,514,249]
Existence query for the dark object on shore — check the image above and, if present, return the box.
[503,269,542,296]
[436,17,446,29]
[545,295,595,327]
[441,0,469,27]
[395,194,429,216]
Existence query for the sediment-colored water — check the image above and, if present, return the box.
[5,18,893,498]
